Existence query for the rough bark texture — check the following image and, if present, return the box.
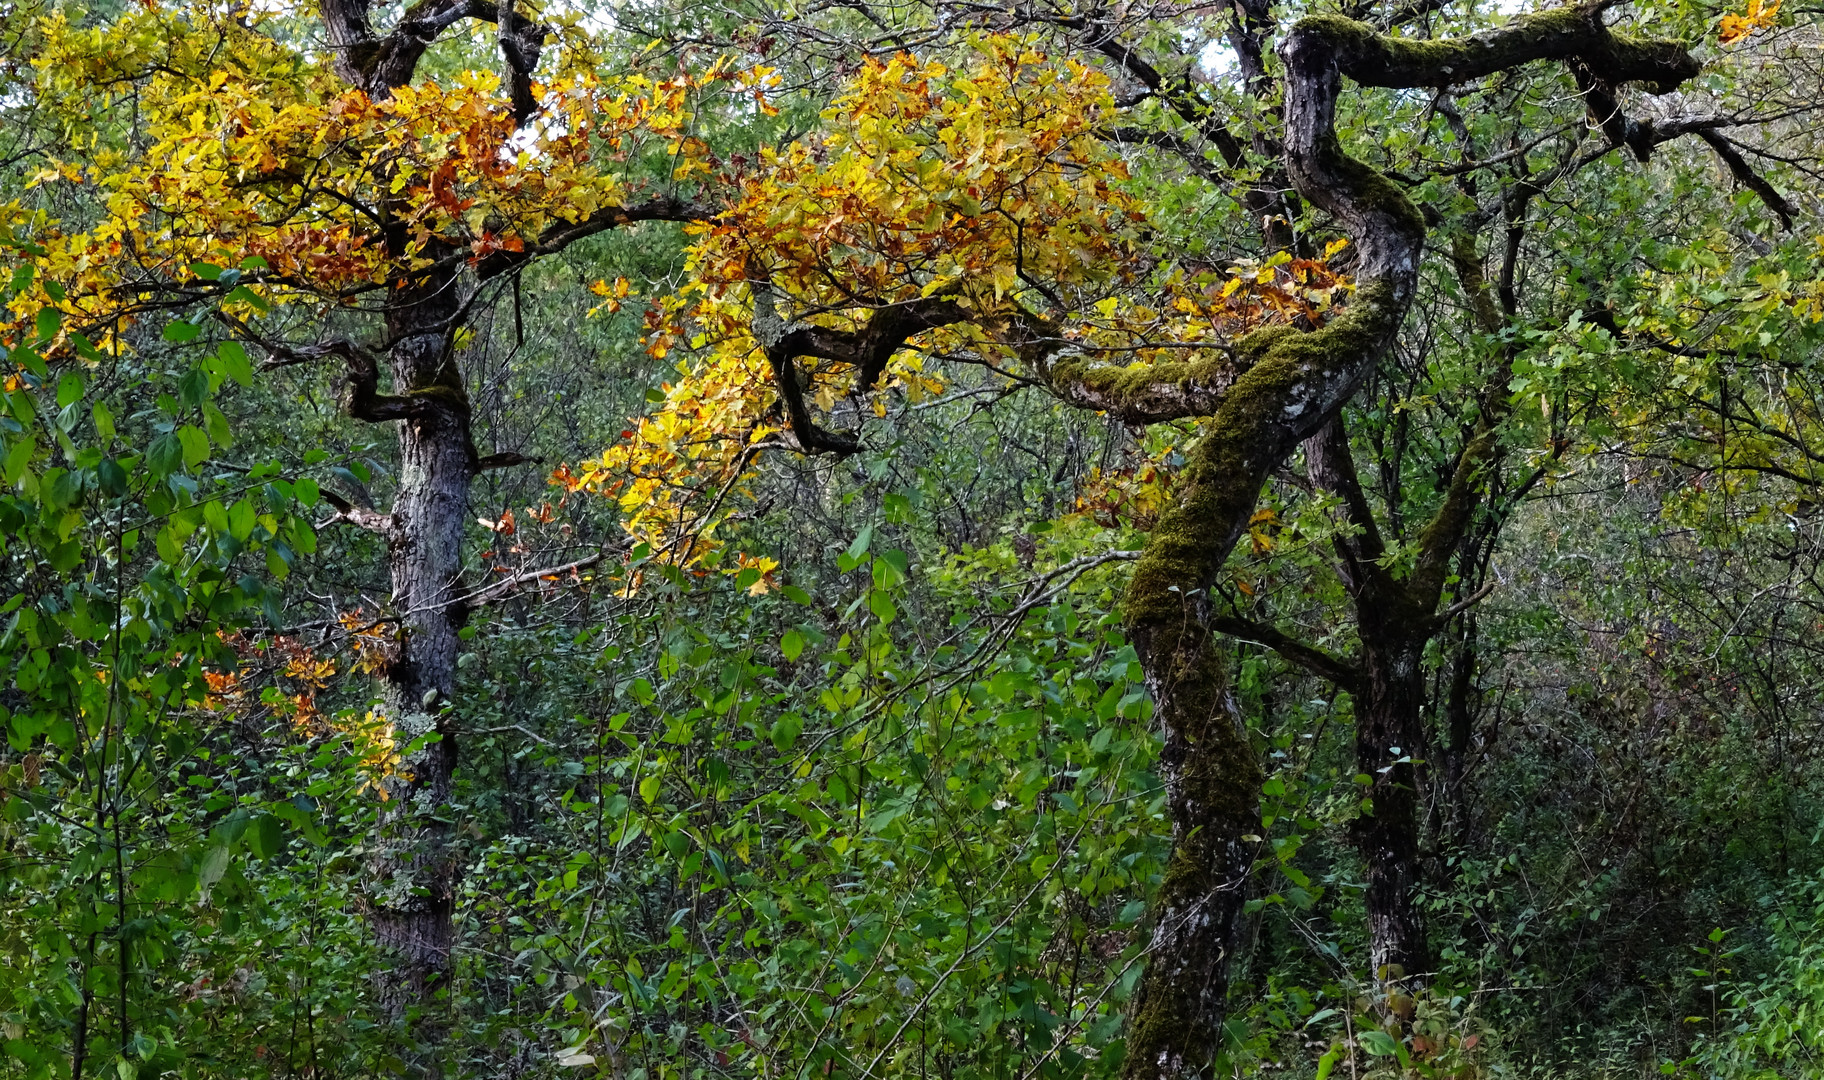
[312,0,552,1031]
[366,261,471,1012]
[310,0,706,1027]
[1303,418,1433,982]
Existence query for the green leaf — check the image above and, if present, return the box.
[177,425,211,468]
[3,437,34,485]
[55,373,83,408]
[190,261,222,281]
[49,539,82,572]
[178,367,209,408]
[96,459,127,497]
[162,319,200,343]
[197,844,230,901]
[69,331,103,361]
[1358,1030,1399,1057]
[155,525,183,564]
[781,628,804,661]
[203,402,233,448]
[224,284,269,313]
[217,341,253,387]
[91,401,115,440]
[48,469,83,510]
[770,713,803,752]
[229,499,256,542]
[1314,1049,1339,1080]
[639,773,662,804]
[878,548,909,578]
[13,342,48,377]
[845,525,874,562]
[34,307,60,343]
[247,815,284,860]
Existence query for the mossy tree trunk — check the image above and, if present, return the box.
[1087,9,1701,1073]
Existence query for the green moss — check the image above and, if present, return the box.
[1110,288,1407,1080]
[1117,622,1262,1080]
[1293,5,1695,95]
[405,383,470,411]
[1333,143,1429,238]
[1123,280,1398,631]
[1054,352,1242,409]
[1232,323,1299,361]
[1290,12,1378,51]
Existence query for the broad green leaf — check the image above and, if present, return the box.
[177,425,210,468]
[1358,1030,1399,1057]
[217,341,253,387]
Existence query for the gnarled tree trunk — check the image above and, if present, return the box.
[1102,8,1699,1074]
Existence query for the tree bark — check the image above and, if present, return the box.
[309,0,543,1025]
[1121,609,1261,1079]
[1304,416,1434,982]
[365,262,472,1013]
[1351,617,1432,982]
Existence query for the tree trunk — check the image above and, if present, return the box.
[1303,417,1433,984]
[1440,615,1479,837]
[1351,623,1432,983]
[1122,614,1261,1080]
[367,265,472,1015]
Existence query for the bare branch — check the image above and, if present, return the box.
[319,489,399,536]
[1433,579,1497,625]
[1696,129,1797,230]
[467,551,617,608]
[1209,614,1363,692]
[473,196,716,278]
[475,451,542,471]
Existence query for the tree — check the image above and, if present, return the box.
[5,0,1817,1075]
[555,3,1791,1070]
[4,0,727,1023]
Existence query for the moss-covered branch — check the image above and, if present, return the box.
[1298,5,1699,92]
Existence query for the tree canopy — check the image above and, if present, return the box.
[3,0,1824,1077]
